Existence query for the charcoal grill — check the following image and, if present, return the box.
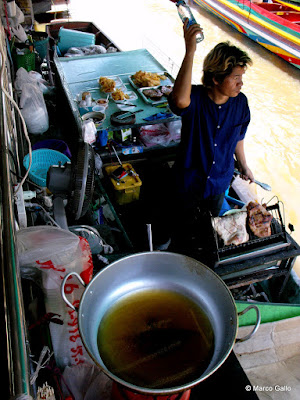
[206,200,300,297]
[213,201,290,266]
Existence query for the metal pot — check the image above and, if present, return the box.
[62,251,260,395]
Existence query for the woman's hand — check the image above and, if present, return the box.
[235,140,254,183]
[238,166,255,183]
[183,20,203,54]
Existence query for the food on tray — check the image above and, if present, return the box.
[99,76,116,93]
[160,85,173,96]
[81,91,91,100]
[247,201,273,238]
[111,88,130,101]
[213,211,249,246]
[97,99,108,105]
[132,70,167,87]
[142,88,164,100]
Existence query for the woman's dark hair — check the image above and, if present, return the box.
[202,42,252,88]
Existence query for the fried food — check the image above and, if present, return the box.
[132,70,167,87]
[99,76,116,93]
[247,201,273,238]
[111,88,130,101]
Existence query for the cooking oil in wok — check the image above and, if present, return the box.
[97,289,214,389]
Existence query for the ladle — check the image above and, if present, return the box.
[234,170,272,191]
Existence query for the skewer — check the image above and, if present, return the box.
[112,145,123,166]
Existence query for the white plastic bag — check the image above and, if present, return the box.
[82,119,97,144]
[140,123,171,147]
[11,24,27,42]
[19,83,49,134]
[17,226,94,368]
[64,45,107,57]
[165,119,182,142]
[15,67,49,134]
[62,364,113,400]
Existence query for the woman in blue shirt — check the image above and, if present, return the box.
[166,21,255,256]
[169,21,254,218]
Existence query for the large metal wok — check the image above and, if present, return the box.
[62,251,260,395]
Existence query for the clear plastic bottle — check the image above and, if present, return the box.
[175,0,204,43]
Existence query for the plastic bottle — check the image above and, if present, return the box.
[174,0,204,43]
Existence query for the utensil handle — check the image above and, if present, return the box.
[61,271,86,311]
[234,169,271,191]
[236,305,261,342]
[146,223,153,252]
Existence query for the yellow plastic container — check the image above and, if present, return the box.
[105,163,142,205]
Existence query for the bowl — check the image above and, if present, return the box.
[82,111,106,128]
[92,105,106,113]
[96,99,109,109]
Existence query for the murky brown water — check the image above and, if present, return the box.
[70,0,300,276]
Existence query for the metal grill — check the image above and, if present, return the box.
[213,201,290,266]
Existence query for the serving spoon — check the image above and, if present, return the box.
[234,170,272,191]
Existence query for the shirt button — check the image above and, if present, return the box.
[213,161,216,164]
[219,106,222,109]
[207,176,210,179]
[214,143,218,147]
[217,125,220,129]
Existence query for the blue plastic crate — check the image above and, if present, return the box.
[23,149,70,187]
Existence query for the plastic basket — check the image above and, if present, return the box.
[23,149,71,187]
[14,49,35,72]
[34,37,49,60]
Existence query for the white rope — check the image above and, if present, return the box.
[30,346,53,386]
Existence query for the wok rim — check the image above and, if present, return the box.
[78,251,239,395]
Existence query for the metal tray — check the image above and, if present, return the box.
[111,90,137,103]
[99,75,126,93]
[138,85,173,105]
[128,71,174,90]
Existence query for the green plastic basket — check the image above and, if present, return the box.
[23,149,70,187]
[14,49,35,72]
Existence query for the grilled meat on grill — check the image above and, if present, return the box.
[213,211,249,246]
[247,201,273,238]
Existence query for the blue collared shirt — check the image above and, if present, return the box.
[169,85,250,199]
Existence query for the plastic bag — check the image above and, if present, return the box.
[15,67,50,93]
[15,68,49,134]
[17,226,94,368]
[64,45,107,58]
[11,24,27,42]
[82,119,97,144]
[165,119,182,142]
[62,364,113,400]
[140,123,171,147]
[19,83,49,134]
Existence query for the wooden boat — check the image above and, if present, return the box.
[1,10,300,399]
[192,0,300,68]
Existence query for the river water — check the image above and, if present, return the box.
[69,0,300,276]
